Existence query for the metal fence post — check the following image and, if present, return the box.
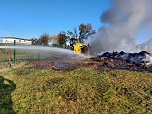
[38,49,40,61]
[14,40,16,65]
[1,49,5,66]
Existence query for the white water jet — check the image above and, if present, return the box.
[0,45,89,60]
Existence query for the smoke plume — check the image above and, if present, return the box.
[89,0,152,53]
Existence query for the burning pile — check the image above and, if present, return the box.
[91,51,152,72]
[85,0,152,73]
[98,51,152,66]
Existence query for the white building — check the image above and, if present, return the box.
[0,37,32,45]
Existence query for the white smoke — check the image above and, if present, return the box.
[89,0,152,53]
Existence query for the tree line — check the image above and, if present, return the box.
[31,23,96,47]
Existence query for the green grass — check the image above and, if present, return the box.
[0,65,152,114]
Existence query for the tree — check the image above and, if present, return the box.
[56,32,67,48]
[79,23,96,43]
[39,34,49,46]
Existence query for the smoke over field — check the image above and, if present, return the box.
[89,0,152,53]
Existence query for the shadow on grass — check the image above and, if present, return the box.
[0,76,16,114]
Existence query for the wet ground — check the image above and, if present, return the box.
[30,56,152,73]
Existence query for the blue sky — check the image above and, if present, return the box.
[0,0,151,44]
[0,0,109,39]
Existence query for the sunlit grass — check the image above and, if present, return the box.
[0,65,152,113]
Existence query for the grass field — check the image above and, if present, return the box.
[0,64,152,114]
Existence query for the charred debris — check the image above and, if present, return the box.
[98,51,152,65]
[90,51,152,72]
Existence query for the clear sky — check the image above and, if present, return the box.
[0,0,110,39]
